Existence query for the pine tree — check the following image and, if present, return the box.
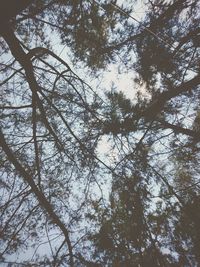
[0,1,200,266]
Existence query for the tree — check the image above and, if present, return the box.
[0,0,200,266]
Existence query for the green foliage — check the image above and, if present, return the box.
[1,0,200,266]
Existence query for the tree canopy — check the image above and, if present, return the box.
[0,0,200,266]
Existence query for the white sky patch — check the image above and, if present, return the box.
[101,63,137,99]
